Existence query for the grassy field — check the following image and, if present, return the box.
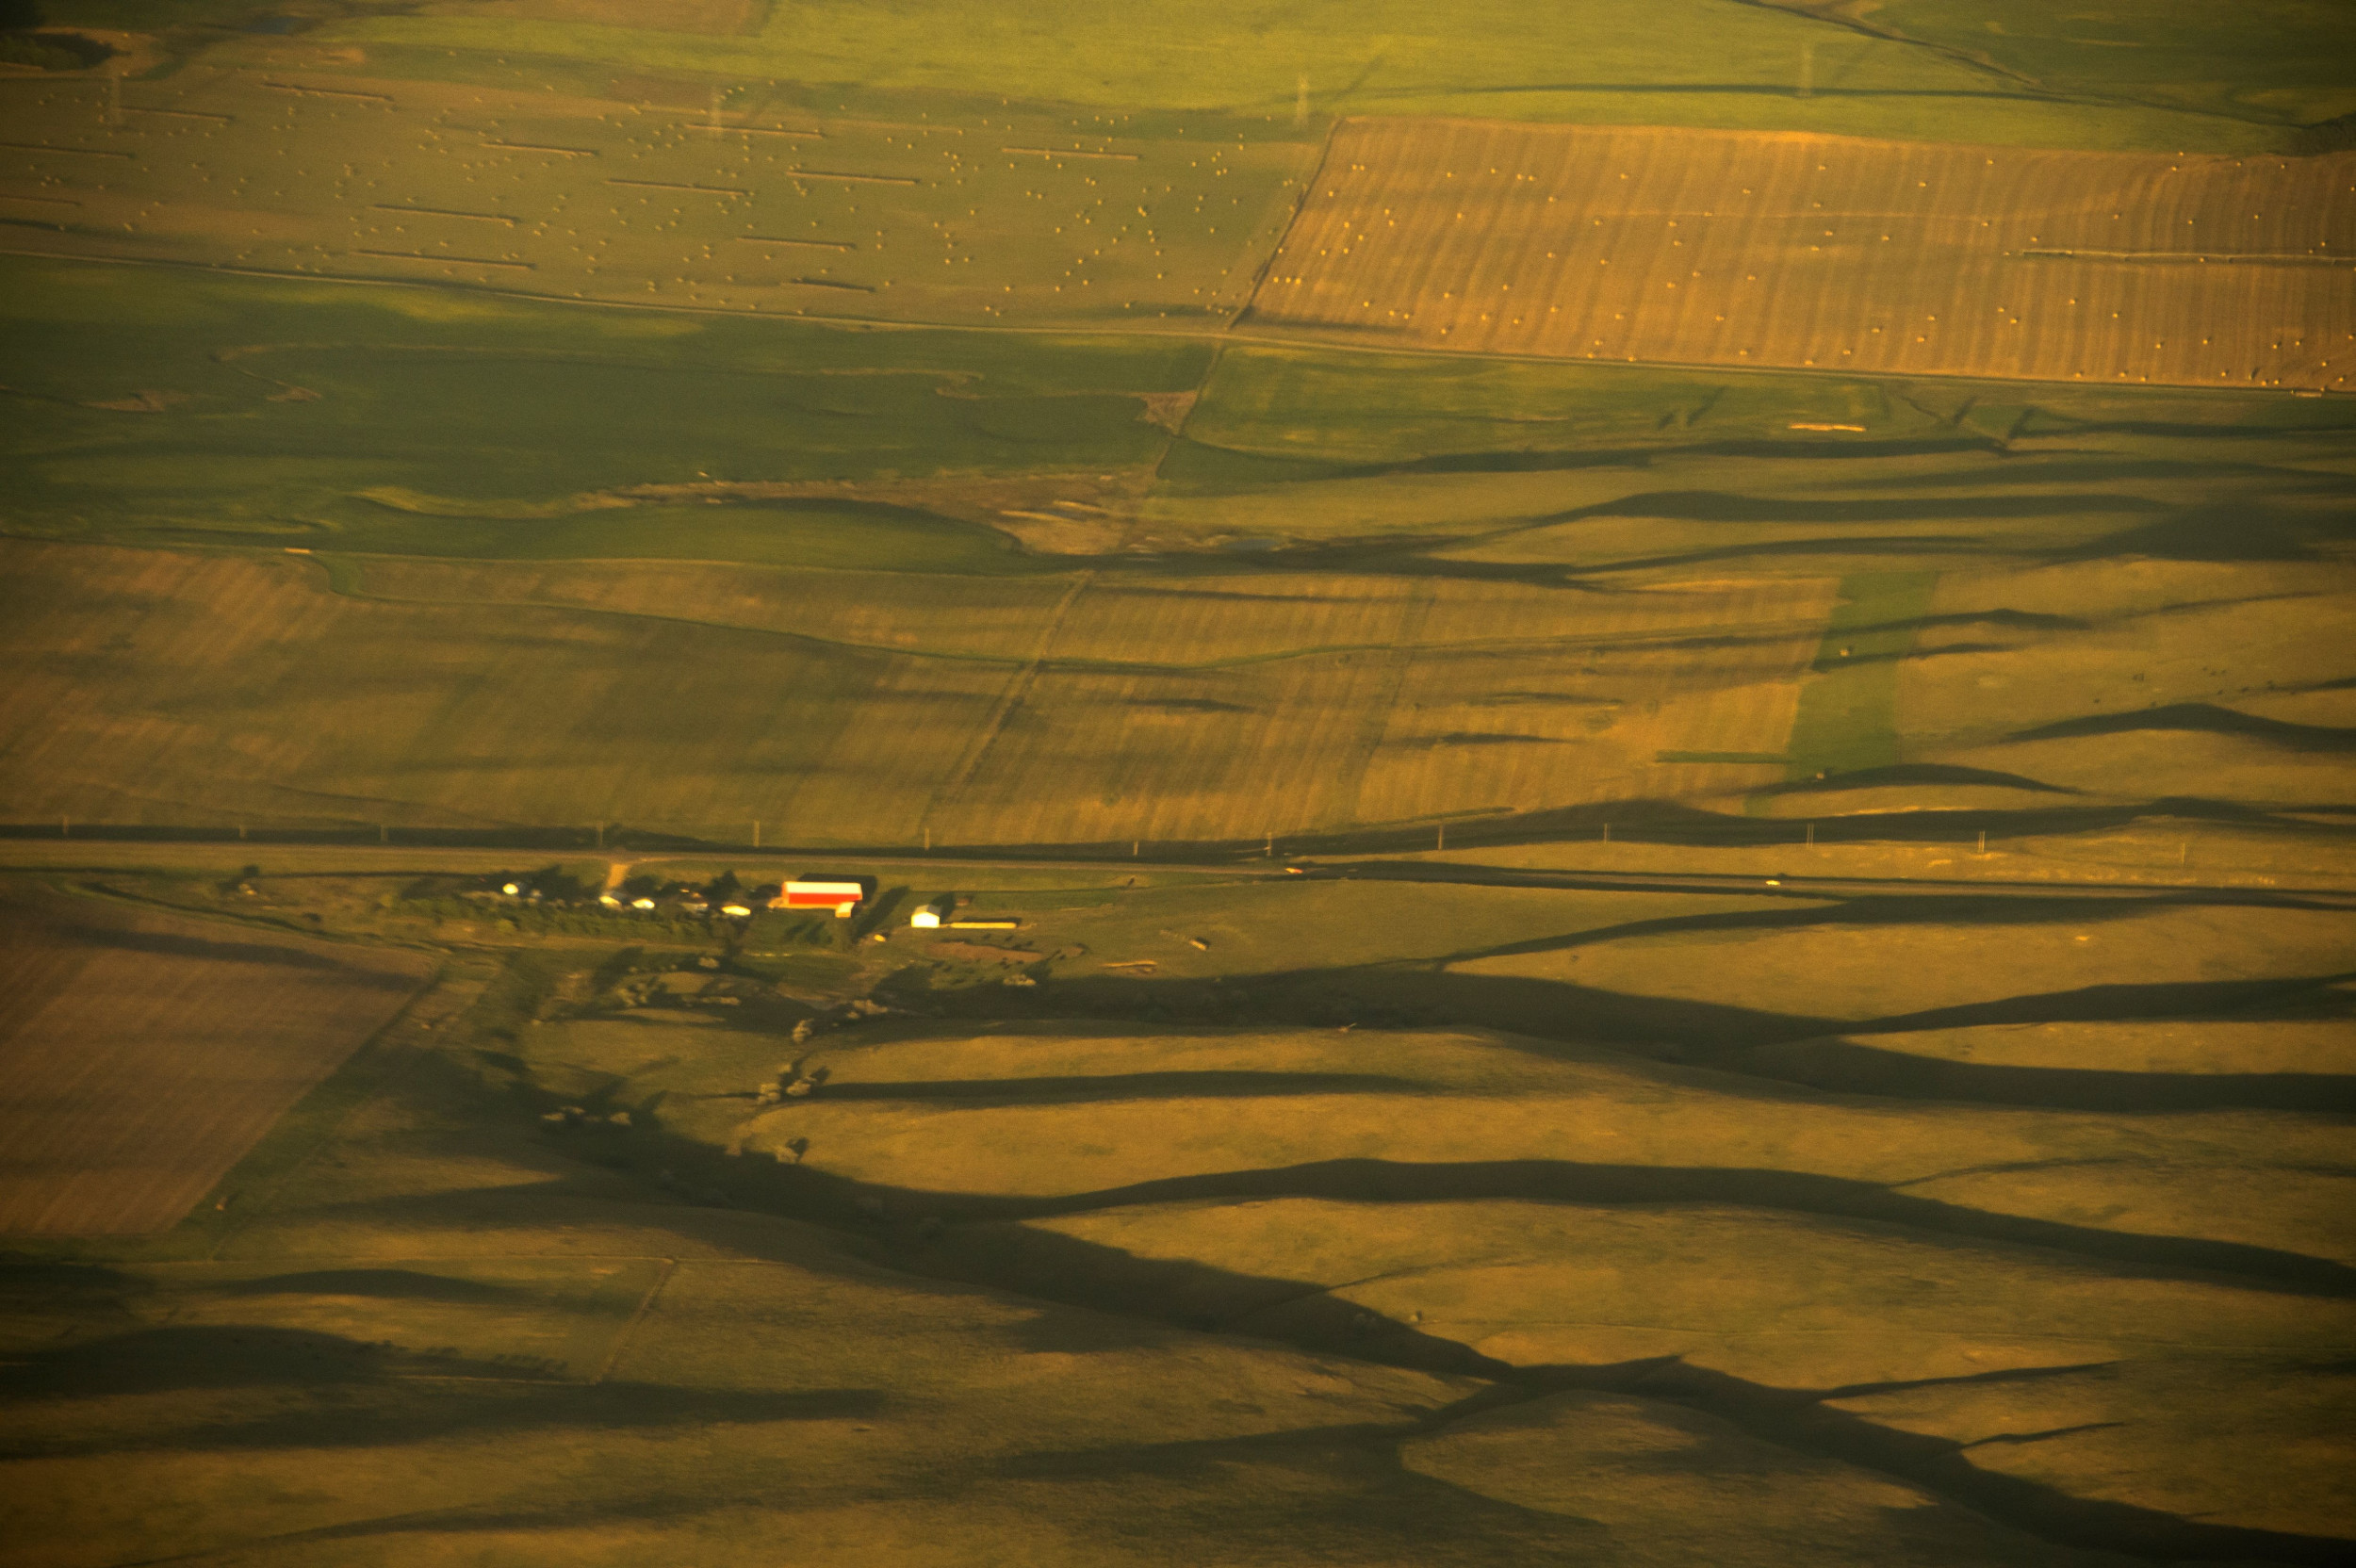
[2,5,2350,1559]
[3,246,2348,846]
[2,855,2345,1563]
[298,0,2351,153]
[0,882,431,1233]
[0,58,1319,324]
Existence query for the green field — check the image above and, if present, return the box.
[4,251,2351,845]
[302,0,2356,153]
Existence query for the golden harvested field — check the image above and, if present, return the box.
[0,542,1836,843]
[1249,119,2356,391]
[0,886,429,1234]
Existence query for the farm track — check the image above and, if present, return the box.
[1249,119,2355,393]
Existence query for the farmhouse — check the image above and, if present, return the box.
[908,895,954,928]
[772,874,877,917]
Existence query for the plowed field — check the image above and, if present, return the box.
[0,887,431,1233]
[1248,120,2355,391]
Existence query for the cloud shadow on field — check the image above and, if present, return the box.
[218,1267,514,1302]
[804,1070,1432,1105]
[878,949,2356,1114]
[2007,702,2356,752]
[1755,762,2081,796]
[764,1158,2356,1298]
[0,1321,883,1458]
[2072,498,2356,563]
[19,918,419,988]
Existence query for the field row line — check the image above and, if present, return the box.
[301,568,1838,673]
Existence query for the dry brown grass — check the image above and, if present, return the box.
[1250,119,2355,391]
[0,885,430,1234]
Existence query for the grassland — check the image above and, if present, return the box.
[298,0,2353,153]
[0,58,1318,324]
[2,5,2350,1560]
[2,851,2346,1563]
[0,882,431,1233]
[5,248,2350,850]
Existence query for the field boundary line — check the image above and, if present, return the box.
[594,1256,676,1385]
[1226,117,1337,332]
[205,960,472,1262]
[919,570,1095,834]
[1326,580,1436,830]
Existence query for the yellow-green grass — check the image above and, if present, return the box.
[301,0,2322,153]
[0,955,1779,1568]
[0,540,1850,843]
[1841,0,2356,131]
[1400,1389,2102,1567]
[560,1018,2356,1266]
[1824,1356,2356,1544]
[1025,1197,2356,1538]
[0,64,1315,326]
[4,867,2340,1562]
[1409,827,2356,890]
[1030,1196,2347,1388]
[1451,896,2353,1036]
[1784,1019,2356,1078]
[0,255,1203,551]
[0,883,432,1234]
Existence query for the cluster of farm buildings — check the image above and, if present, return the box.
[494,874,1011,930]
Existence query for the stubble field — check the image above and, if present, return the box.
[0,884,431,1233]
[1247,119,2356,390]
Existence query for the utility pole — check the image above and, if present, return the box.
[753,820,761,848]
[1806,822,1814,847]
[1436,823,1445,852]
[1798,40,1814,99]
[1295,73,1308,125]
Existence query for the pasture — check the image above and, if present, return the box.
[0,540,1837,843]
[0,840,2348,1563]
[5,246,2351,851]
[2,3,2351,1560]
[1248,119,2356,392]
[0,883,431,1233]
[316,0,2339,153]
[0,59,1317,326]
